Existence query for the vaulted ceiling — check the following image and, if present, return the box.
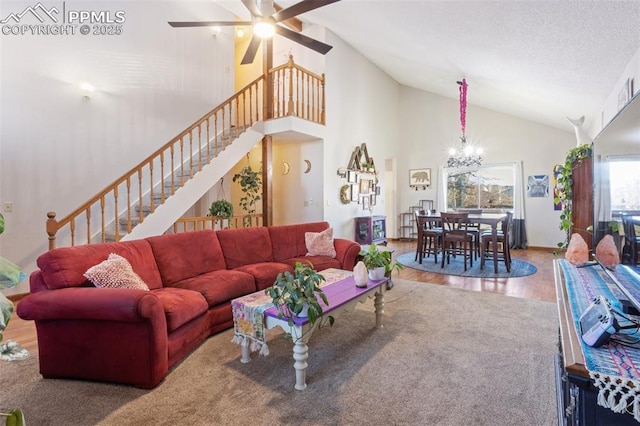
[217,1,640,133]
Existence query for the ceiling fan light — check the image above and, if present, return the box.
[254,21,275,38]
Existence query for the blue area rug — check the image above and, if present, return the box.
[396,252,537,278]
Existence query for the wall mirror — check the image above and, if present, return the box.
[593,92,640,247]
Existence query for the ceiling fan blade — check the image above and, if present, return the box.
[273,0,341,23]
[168,21,251,27]
[241,0,263,17]
[241,35,263,65]
[275,25,333,55]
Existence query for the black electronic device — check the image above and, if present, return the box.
[580,296,616,347]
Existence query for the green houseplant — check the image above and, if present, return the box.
[232,165,262,227]
[264,262,334,339]
[208,199,234,219]
[554,143,593,248]
[0,213,27,426]
[360,244,403,280]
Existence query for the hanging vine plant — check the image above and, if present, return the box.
[232,165,262,227]
[554,143,593,248]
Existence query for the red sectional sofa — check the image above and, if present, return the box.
[17,221,360,389]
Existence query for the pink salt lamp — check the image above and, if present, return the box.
[565,233,589,265]
[595,234,620,269]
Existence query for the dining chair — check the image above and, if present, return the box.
[621,214,639,266]
[480,211,513,272]
[457,208,482,258]
[418,210,442,264]
[440,211,474,271]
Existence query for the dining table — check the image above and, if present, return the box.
[417,212,508,274]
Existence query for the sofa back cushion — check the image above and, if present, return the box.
[269,222,330,261]
[217,227,274,269]
[146,230,226,285]
[37,240,163,290]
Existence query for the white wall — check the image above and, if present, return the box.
[273,140,324,225]
[397,88,575,247]
[322,31,401,240]
[0,1,235,294]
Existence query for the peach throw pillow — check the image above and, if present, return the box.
[305,228,336,258]
[84,253,149,291]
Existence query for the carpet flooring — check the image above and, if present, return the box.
[396,252,538,278]
[0,279,558,425]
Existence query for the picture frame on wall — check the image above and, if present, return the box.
[347,169,357,183]
[362,194,370,210]
[370,193,376,206]
[351,183,359,202]
[360,178,370,194]
[409,168,431,188]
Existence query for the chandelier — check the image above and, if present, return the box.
[447,79,483,168]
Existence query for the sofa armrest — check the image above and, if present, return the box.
[17,287,164,323]
[334,238,361,271]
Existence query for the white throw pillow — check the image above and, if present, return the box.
[84,253,149,291]
[305,228,336,258]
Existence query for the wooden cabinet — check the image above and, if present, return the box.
[571,157,593,249]
[355,216,387,245]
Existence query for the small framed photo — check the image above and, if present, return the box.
[370,193,377,206]
[409,168,431,188]
[360,178,370,194]
[362,195,370,210]
[351,183,359,201]
[375,185,381,195]
[347,169,357,183]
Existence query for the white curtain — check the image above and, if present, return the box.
[436,166,446,213]
[512,160,528,248]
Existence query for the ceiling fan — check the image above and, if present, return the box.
[168,0,341,65]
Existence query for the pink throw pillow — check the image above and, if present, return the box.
[305,228,336,258]
[84,253,150,291]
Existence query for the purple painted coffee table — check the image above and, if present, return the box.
[239,269,391,390]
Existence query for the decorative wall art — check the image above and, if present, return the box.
[336,143,381,207]
[527,174,549,198]
[409,168,431,189]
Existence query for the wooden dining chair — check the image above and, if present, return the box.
[440,211,474,271]
[480,211,513,272]
[621,214,639,266]
[457,208,482,258]
[414,210,442,264]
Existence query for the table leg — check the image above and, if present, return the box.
[491,224,499,274]
[292,334,309,390]
[375,290,385,328]
[241,339,251,364]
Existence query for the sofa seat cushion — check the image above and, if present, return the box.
[279,256,342,273]
[234,262,294,291]
[171,269,256,307]
[146,230,226,285]
[216,227,275,269]
[151,288,208,332]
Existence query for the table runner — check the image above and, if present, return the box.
[559,259,640,421]
[231,268,352,356]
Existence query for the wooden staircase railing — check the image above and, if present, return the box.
[172,214,264,232]
[46,56,325,249]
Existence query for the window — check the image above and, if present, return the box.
[445,164,515,210]
[609,156,640,211]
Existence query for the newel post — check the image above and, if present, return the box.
[321,73,326,125]
[46,211,58,250]
[287,55,295,116]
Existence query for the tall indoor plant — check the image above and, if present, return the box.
[264,262,334,339]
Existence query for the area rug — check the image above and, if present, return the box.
[396,252,538,278]
[0,279,558,425]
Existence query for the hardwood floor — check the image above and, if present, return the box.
[3,241,558,356]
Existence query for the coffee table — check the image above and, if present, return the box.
[234,269,391,390]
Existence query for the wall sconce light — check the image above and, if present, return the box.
[236,28,245,38]
[80,82,94,99]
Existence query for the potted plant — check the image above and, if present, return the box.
[232,165,262,227]
[0,213,27,425]
[264,262,334,339]
[360,244,403,280]
[208,199,234,219]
